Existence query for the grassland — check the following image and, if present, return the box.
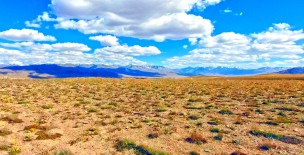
[0,75,303,155]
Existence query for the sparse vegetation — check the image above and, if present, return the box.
[0,127,12,136]
[249,129,302,144]
[219,108,233,115]
[116,139,168,155]
[0,75,303,154]
[185,132,208,145]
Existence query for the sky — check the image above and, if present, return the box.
[0,0,304,68]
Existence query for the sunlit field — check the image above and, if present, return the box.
[0,75,303,154]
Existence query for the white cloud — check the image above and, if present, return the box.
[54,13,213,42]
[51,43,91,52]
[0,42,90,53]
[0,42,93,65]
[223,9,232,13]
[221,9,243,16]
[0,38,161,66]
[32,0,218,41]
[90,35,119,46]
[252,23,304,44]
[165,23,304,68]
[0,29,56,42]
[165,52,258,68]
[272,23,291,30]
[25,12,59,28]
[189,38,198,45]
[0,48,26,65]
[37,12,58,22]
[0,48,25,56]
[25,21,41,28]
[200,32,251,54]
[196,0,223,9]
[95,45,161,57]
[251,23,304,58]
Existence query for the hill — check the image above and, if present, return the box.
[277,67,304,74]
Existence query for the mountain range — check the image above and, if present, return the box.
[0,64,303,79]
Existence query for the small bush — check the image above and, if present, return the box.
[219,109,233,115]
[87,107,98,113]
[84,127,99,136]
[185,132,207,145]
[274,116,293,124]
[189,151,200,155]
[214,133,223,141]
[1,115,23,123]
[210,128,219,133]
[265,121,278,126]
[147,132,159,139]
[7,144,21,155]
[53,149,73,155]
[116,139,168,155]
[255,109,263,114]
[41,104,54,109]
[230,151,247,155]
[35,131,62,140]
[249,130,302,144]
[258,143,276,151]
[208,119,221,125]
[188,115,199,120]
[24,124,47,131]
[0,128,12,136]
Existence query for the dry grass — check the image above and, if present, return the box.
[0,75,303,154]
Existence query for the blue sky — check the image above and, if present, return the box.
[0,0,304,68]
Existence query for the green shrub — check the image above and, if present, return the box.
[249,130,302,144]
[219,109,233,115]
[116,139,168,155]
[210,128,219,133]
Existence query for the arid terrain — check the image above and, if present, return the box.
[0,75,303,155]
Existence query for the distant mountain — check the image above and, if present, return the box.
[124,65,181,77]
[277,67,304,74]
[0,64,297,79]
[2,64,164,79]
[176,67,287,76]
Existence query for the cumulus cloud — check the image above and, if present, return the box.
[196,0,223,9]
[95,45,161,57]
[25,12,59,28]
[200,32,251,54]
[0,41,93,65]
[90,35,119,46]
[29,0,219,42]
[25,21,41,28]
[0,29,56,42]
[251,23,304,58]
[0,48,25,57]
[165,23,304,68]
[54,13,213,42]
[0,42,90,52]
[189,38,199,45]
[252,23,304,44]
[51,43,91,52]
[0,36,161,66]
